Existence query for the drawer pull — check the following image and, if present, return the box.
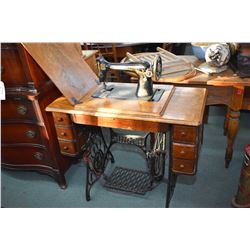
[63,146,69,150]
[180,131,186,136]
[34,152,43,160]
[180,164,185,168]
[57,117,63,122]
[26,130,36,138]
[17,105,27,115]
[60,132,66,136]
[180,150,185,154]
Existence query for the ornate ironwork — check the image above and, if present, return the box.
[165,169,177,208]
[146,132,167,182]
[82,127,168,201]
[82,127,114,201]
[106,129,167,192]
[165,127,177,208]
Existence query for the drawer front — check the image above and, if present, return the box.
[173,125,198,143]
[172,158,196,175]
[2,146,51,167]
[172,143,197,160]
[55,126,75,140]
[1,44,28,86]
[1,98,37,122]
[58,140,78,156]
[53,112,72,126]
[2,123,43,145]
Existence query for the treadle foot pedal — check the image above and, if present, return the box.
[103,166,152,195]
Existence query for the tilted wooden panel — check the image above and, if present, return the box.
[22,43,98,105]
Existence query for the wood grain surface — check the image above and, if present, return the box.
[22,43,98,105]
[46,84,207,129]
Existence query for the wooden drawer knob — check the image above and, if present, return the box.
[57,117,63,122]
[180,164,185,168]
[181,131,186,136]
[17,105,27,115]
[180,150,185,154]
[60,132,66,136]
[63,146,69,150]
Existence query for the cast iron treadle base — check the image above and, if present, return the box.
[104,166,152,195]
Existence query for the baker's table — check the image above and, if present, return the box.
[124,54,250,168]
[46,83,207,207]
[166,63,250,168]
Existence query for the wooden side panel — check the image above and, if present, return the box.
[22,43,98,105]
[1,43,28,86]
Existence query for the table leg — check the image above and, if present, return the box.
[225,109,240,168]
[203,106,210,124]
[82,127,112,201]
[165,168,177,208]
[165,126,177,208]
[224,107,230,136]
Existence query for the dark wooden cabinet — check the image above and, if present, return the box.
[1,43,75,188]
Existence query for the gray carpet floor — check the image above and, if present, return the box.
[1,106,250,208]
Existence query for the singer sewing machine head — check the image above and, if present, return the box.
[92,55,164,101]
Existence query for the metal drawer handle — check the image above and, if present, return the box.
[63,146,69,150]
[180,164,185,168]
[17,105,27,115]
[34,152,43,161]
[26,130,36,138]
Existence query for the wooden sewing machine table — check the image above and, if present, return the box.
[22,43,206,207]
[46,83,207,207]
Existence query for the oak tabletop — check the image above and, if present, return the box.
[46,83,207,127]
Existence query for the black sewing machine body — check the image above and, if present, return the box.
[93,55,164,102]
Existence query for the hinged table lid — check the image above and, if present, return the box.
[22,43,97,105]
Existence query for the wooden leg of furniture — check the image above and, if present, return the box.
[225,109,240,168]
[224,107,230,136]
[55,172,67,189]
[203,106,209,124]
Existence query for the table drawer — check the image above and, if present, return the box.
[1,97,37,122]
[2,123,43,145]
[2,146,51,166]
[58,140,78,156]
[55,126,75,140]
[172,143,197,160]
[53,112,72,126]
[172,158,197,175]
[55,124,87,140]
[173,125,198,143]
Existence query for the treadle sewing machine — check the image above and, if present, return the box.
[23,43,207,207]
